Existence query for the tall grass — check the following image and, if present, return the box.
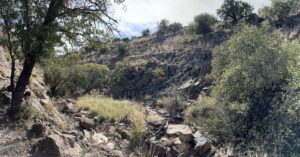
[77,95,146,147]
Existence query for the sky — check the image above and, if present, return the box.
[112,0,271,38]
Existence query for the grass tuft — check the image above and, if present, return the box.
[77,95,146,147]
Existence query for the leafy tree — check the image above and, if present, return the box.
[191,13,218,35]
[0,0,123,118]
[0,0,20,92]
[217,0,253,23]
[157,19,170,35]
[142,29,150,37]
[259,0,297,25]
[212,25,300,153]
[167,22,183,34]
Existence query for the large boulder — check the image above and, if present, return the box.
[166,124,193,142]
[32,134,82,157]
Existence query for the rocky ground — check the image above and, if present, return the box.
[0,34,234,157]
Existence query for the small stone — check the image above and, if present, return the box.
[91,132,108,145]
[107,142,115,149]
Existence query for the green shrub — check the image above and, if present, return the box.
[153,68,165,78]
[18,103,40,120]
[157,95,186,115]
[118,45,129,57]
[142,29,150,37]
[190,13,218,35]
[259,0,296,25]
[44,56,110,97]
[211,24,300,154]
[187,96,226,135]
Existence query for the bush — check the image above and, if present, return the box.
[157,19,183,35]
[156,95,186,115]
[190,13,218,35]
[157,19,170,35]
[211,24,300,154]
[259,0,295,25]
[153,68,165,78]
[118,45,129,57]
[217,0,253,23]
[142,29,150,37]
[44,56,110,97]
[187,96,226,136]
[18,102,40,120]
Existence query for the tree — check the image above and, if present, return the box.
[217,0,253,23]
[167,22,183,34]
[0,0,124,119]
[142,29,150,37]
[0,0,20,92]
[191,13,218,35]
[157,19,170,35]
[259,0,298,25]
[211,25,300,153]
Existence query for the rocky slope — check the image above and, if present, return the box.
[0,46,229,157]
[82,31,228,99]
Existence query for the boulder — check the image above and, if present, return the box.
[30,123,48,137]
[147,114,165,126]
[80,117,95,130]
[33,134,82,157]
[193,132,211,156]
[166,124,193,142]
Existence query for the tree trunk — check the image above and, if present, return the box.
[9,54,15,91]
[9,55,36,118]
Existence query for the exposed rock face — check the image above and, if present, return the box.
[33,134,82,157]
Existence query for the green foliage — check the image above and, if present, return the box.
[211,24,300,154]
[259,0,296,25]
[157,19,183,35]
[44,55,110,97]
[19,103,40,120]
[153,68,165,78]
[142,29,151,37]
[217,0,253,23]
[168,22,183,34]
[187,96,226,135]
[157,19,170,35]
[118,45,130,57]
[157,95,186,115]
[189,13,218,35]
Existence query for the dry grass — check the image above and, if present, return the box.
[77,95,143,121]
[77,95,146,147]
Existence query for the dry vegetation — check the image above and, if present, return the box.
[77,95,146,146]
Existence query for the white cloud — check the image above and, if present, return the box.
[113,0,271,37]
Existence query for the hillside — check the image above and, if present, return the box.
[82,30,228,99]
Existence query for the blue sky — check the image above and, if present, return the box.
[113,0,271,38]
